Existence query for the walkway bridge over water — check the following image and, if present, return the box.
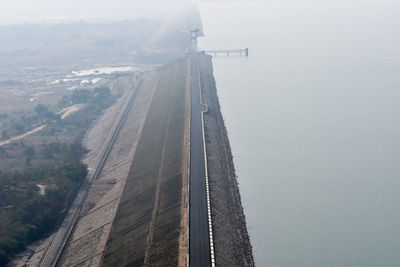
[205,48,249,57]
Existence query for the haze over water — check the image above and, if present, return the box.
[198,1,400,266]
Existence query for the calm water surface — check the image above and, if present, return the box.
[198,1,400,266]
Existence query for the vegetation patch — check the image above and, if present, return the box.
[0,85,118,266]
[0,153,87,266]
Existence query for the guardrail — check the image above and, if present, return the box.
[205,48,248,57]
[196,55,216,267]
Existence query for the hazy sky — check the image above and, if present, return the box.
[0,0,197,24]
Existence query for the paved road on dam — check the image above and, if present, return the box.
[189,53,212,267]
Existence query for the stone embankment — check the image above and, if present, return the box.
[199,53,255,266]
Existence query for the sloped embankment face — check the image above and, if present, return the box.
[58,73,158,267]
[102,58,190,267]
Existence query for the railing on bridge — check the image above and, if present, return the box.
[205,48,248,57]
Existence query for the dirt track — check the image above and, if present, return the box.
[0,124,46,146]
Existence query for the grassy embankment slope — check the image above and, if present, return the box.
[102,57,190,266]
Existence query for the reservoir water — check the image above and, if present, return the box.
[198,1,400,266]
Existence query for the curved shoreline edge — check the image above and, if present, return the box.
[199,53,255,266]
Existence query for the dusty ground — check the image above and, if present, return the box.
[199,54,255,266]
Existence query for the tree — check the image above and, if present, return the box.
[13,122,25,134]
[0,146,6,157]
[94,86,111,98]
[58,161,87,183]
[43,143,62,159]
[71,89,91,104]
[34,104,58,121]
[24,147,35,158]
[92,86,112,106]
[34,104,50,117]
[1,130,8,139]
[57,96,71,108]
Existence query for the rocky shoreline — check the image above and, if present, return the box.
[199,53,255,266]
